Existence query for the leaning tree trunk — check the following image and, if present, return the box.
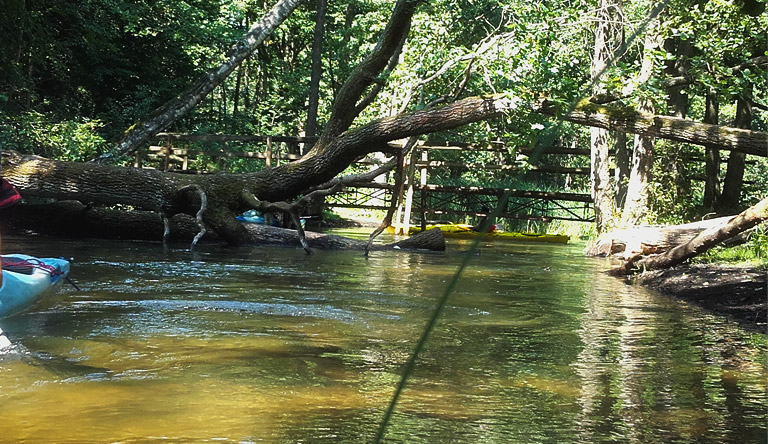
[586,215,736,257]
[1,200,446,251]
[1,95,517,246]
[535,99,768,156]
[95,0,304,163]
[6,92,768,246]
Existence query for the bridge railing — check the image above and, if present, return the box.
[137,133,318,172]
[138,133,594,223]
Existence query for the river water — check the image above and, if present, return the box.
[0,232,765,443]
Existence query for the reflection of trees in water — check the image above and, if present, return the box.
[574,266,766,442]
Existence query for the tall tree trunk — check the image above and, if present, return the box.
[316,0,415,148]
[614,131,629,207]
[717,97,752,213]
[621,28,662,226]
[664,36,691,118]
[589,0,621,232]
[232,65,244,120]
[305,0,327,141]
[328,3,361,95]
[95,0,304,163]
[703,88,720,209]
[664,35,692,202]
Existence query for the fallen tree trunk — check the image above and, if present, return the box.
[1,201,445,251]
[616,197,768,274]
[4,90,766,247]
[244,225,445,251]
[536,99,768,157]
[586,215,735,257]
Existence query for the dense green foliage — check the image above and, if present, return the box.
[0,0,766,228]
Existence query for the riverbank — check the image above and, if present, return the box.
[635,264,767,332]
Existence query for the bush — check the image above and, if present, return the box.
[1,112,107,162]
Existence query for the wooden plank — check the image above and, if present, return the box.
[414,161,589,174]
[154,133,318,144]
[417,185,593,202]
[325,203,392,211]
[426,208,592,223]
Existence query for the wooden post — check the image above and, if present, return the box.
[420,149,428,232]
[163,136,172,171]
[401,149,418,235]
[265,136,273,168]
[393,142,409,235]
[182,142,189,171]
[133,149,143,168]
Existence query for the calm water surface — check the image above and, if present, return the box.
[0,232,765,443]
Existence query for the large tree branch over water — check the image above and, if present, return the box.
[315,0,419,147]
[5,93,765,242]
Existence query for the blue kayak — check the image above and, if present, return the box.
[0,255,70,319]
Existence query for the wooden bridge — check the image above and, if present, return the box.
[140,133,595,226]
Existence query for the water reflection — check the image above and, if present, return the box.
[0,234,765,443]
[574,263,767,443]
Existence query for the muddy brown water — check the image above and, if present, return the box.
[0,232,765,443]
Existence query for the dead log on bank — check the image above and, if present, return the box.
[614,197,768,274]
[586,215,736,257]
[1,201,445,252]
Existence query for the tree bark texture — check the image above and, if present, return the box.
[99,0,304,162]
[304,0,327,140]
[588,0,621,233]
[663,35,691,118]
[663,33,693,203]
[536,100,768,157]
[613,131,629,207]
[619,197,768,273]
[703,88,721,209]
[590,127,614,232]
[717,97,752,213]
[316,0,416,147]
[586,215,736,257]
[621,27,661,226]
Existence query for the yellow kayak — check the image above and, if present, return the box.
[386,224,570,244]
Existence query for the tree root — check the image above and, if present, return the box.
[173,184,208,250]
